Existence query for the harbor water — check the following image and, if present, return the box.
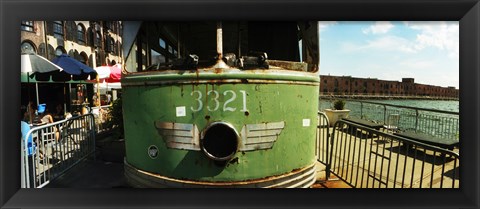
[319,99,459,112]
[319,99,460,139]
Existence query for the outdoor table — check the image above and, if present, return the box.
[342,118,384,138]
[393,131,459,151]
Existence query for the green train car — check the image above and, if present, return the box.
[122,21,320,188]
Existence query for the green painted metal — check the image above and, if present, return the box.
[21,72,92,84]
[123,69,319,182]
[124,69,320,83]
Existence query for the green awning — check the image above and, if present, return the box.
[21,72,92,84]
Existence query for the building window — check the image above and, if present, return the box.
[21,21,34,32]
[55,46,66,56]
[53,21,64,39]
[106,21,115,31]
[21,41,36,54]
[151,49,166,65]
[77,24,85,45]
[95,32,102,47]
[107,37,115,53]
[159,38,166,49]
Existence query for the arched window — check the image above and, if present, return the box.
[79,52,88,65]
[21,41,36,54]
[77,24,86,45]
[55,46,66,56]
[95,32,102,47]
[53,21,64,39]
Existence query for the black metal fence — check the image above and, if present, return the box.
[316,112,460,188]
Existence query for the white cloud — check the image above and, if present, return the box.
[341,36,417,54]
[405,21,459,59]
[341,22,458,60]
[362,21,394,34]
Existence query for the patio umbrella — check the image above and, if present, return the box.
[21,53,63,81]
[21,53,65,109]
[91,64,122,106]
[52,54,97,81]
[93,64,122,82]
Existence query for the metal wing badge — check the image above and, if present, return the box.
[154,122,200,151]
[239,121,285,151]
[154,121,285,151]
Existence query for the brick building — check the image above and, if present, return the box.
[21,21,123,113]
[21,21,122,67]
[320,75,459,98]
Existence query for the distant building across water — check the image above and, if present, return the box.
[320,75,459,99]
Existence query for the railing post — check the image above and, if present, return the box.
[360,102,363,119]
[383,105,387,123]
[415,109,419,132]
[21,138,26,188]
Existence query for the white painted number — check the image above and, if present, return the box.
[189,90,249,112]
[240,90,248,112]
[207,90,220,111]
[191,90,203,112]
[223,90,236,112]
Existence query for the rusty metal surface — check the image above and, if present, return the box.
[268,60,308,71]
[125,159,316,188]
[122,67,320,86]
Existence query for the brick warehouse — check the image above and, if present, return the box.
[320,75,459,98]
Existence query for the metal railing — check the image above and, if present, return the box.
[324,119,459,188]
[319,92,458,100]
[21,114,96,188]
[320,99,459,140]
[316,111,330,164]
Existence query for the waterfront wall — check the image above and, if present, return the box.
[319,75,459,99]
[319,94,458,101]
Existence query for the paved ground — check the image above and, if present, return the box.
[46,138,130,188]
[47,131,344,188]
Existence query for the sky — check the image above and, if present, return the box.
[318,21,459,89]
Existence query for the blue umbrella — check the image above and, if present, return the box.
[52,54,97,81]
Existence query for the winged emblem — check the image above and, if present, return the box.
[154,122,200,150]
[239,121,285,151]
[154,121,285,151]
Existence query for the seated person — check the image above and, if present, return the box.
[53,104,65,121]
[21,107,39,186]
[39,110,53,124]
[37,105,59,142]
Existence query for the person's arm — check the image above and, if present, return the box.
[48,115,54,123]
